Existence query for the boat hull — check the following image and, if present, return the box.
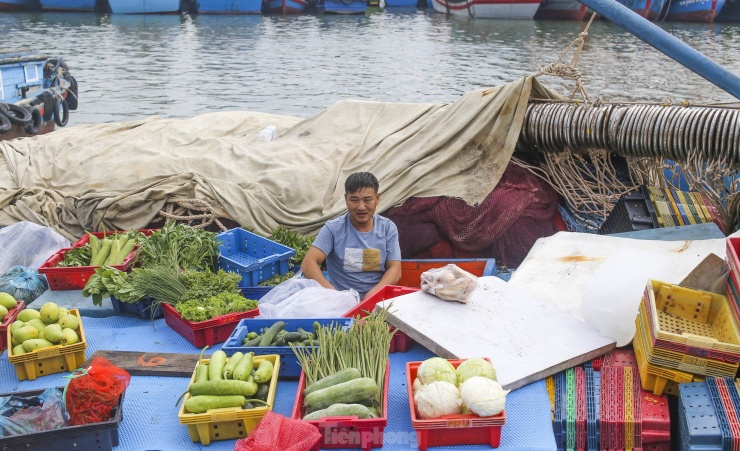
[0,0,39,10]
[195,0,261,12]
[534,0,587,19]
[109,0,180,13]
[717,0,740,19]
[39,0,96,11]
[1,118,55,142]
[263,0,306,13]
[616,0,667,18]
[323,0,367,13]
[386,0,418,6]
[666,0,725,21]
[432,0,540,19]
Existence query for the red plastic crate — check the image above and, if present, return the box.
[71,229,159,248]
[0,300,24,353]
[397,259,495,288]
[640,390,670,444]
[603,349,638,368]
[342,285,420,354]
[727,237,740,277]
[576,366,587,451]
[162,303,259,348]
[38,229,157,291]
[405,358,505,451]
[292,361,390,451]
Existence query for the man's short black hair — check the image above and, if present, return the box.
[345,172,379,194]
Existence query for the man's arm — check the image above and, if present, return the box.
[363,260,401,300]
[300,246,335,290]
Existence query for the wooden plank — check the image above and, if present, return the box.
[377,276,616,391]
[82,350,201,377]
[679,253,727,294]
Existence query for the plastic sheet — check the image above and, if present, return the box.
[0,387,67,437]
[0,222,70,274]
[0,266,49,303]
[257,275,359,318]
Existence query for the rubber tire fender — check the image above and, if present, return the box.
[0,109,11,134]
[54,98,69,127]
[24,107,42,135]
[66,75,79,111]
[1,103,32,126]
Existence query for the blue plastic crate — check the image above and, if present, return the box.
[109,296,162,319]
[221,317,352,378]
[554,371,566,451]
[241,286,274,300]
[678,382,723,451]
[216,228,296,288]
[705,378,733,451]
[585,363,599,451]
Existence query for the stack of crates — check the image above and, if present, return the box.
[677,378,740,450]
[547,352,669,451]
[635,279,740,397]
[725,237,740,326]
[598,185,725,235]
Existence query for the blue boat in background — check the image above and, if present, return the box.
[716,0,740,19]
[385,0,418,7]
[263,0,307,13]
[194,0,261,12]
[0,0,39,10]
[39,0,96,11]
[666,0,725,21]
[617,0,666,18]
[322,0,366,13]
[108,0,182,12]
[534,0,587,19]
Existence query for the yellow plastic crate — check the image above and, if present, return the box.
[636,303,738,377]
[178,354,281,445]
[6,309,88,381]
[546,376,555,420]
[633,322,693,396]
[644,280,740,361]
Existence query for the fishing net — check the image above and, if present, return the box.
[383,163,559,267]
[234,411,322,451]
[64,357,130,426]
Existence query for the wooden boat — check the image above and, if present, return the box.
[193,0,262,13]
[616,0,668,19]
[263,0,307,13]
[0,0,39,10]
[432,0,541,19]
[534,0,587,19]
[0,53,77,142]
[38,0,96,10]
[108,0,182,13]
[320,0,367,13]
[665,0,725,21]
[716,0,740,19]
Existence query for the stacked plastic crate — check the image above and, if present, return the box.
[547,353,668,451]
[725,237,740,330]
[634,279,740,398]
[677,377,740,450]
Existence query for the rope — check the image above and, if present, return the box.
[534,13,598,105]
[154,198,228,231]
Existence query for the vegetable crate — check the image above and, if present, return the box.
[162,303,259,348]
[109,295,163,320]
[405,358,505,451]
[632,322,693,396]
[643,279,740,363]
[71,229,159,248]
[0,387,123,451]
[342,285,419,353]
[38,229,157,291]
[398,258,496,288]
[216,228,296,288]
[178,354,281,446]
[0,300,24,354]
[292,361,390,450]
[6,309,87,381]
[678,382,722,451]
[222,318,353,378]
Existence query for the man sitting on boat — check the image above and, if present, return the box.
[301,172,402,300]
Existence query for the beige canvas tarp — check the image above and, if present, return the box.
[0,76,558,240]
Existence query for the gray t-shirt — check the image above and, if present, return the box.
[312,213,401,297]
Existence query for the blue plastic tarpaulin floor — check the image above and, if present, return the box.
[0,316,557,451]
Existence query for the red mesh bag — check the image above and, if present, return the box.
[234,411,321,451]
[64,357,130,426]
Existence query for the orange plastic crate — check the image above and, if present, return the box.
[406,358,505,451]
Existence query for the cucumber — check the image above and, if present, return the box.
[185,395,246,414]
[255,383,269,401]
[247,331,258,340]
[304,367,362,397]
[242,336,262,347]
[281,332,304,343]
[303,403,372,421]
[303,377,377,411]
[253,360,274,383]
[259,321,285,346]
[272,338,286,346]
[188,379,258,397]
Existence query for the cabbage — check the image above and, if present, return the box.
[412,377,423,395]
[417,357,457,385]
[456,358,497,384]
[413,381,462,419]
[460,376,509,417]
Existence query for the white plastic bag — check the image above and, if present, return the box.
[0,222,71,274]
[258,275,360,318]
[420,264,478,303]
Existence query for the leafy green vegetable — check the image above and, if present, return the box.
[269,226,315,266]
[57,245,92,267]
[181,269,241,302]
[258,271,295,286]
[130,265,187,306]
[136,221,219,272]
[175,292,258,322]
[82,266,143,306]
